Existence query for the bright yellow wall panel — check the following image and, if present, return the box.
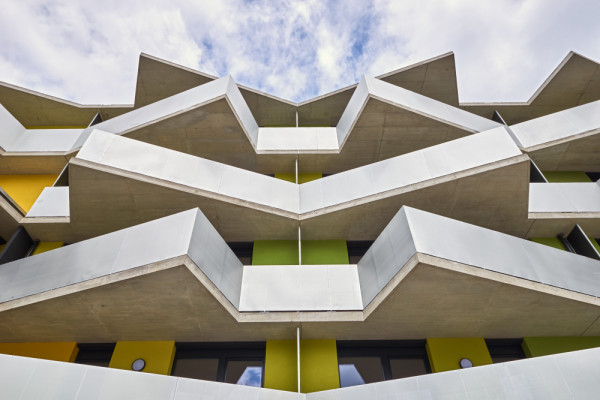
[0,342,78,362]
[426,338,492,373]
[109,341,176,375]
[32,242,64,256]
[274,173,322,184]
[0,175,58,212]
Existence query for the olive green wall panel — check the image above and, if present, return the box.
[530,237,567,251]
[522,337,600,357]
[253,240,349,265]
[253,241,298,265]
[264,339,340,393]
[302,240,349,265]
[542,171,592,183]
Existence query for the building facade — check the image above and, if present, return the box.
[0,51,599,398]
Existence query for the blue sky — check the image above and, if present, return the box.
[1,0,599,104]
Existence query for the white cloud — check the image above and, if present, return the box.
[0,0,599,104]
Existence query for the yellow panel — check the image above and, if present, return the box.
[32,242,64,256]
[109,341,175,375]
[426,338,492,373]
[0,175,59,212]
[0,342,78,362]
[264,339,340,393]
[0,243,5,254]
[264,340,298,392]
[300,339,340,393]
[274,173,322,184]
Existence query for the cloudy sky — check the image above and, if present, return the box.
[1,0,599,104]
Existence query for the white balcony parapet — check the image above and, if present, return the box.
[72,126,523,218]
[0,104,83,153]
[26,187,70,217]
[2,205,600,342]
[1,347,600,399]
[529,182,600,214]
[511,99,600,149]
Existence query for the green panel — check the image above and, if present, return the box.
[542,171,592,183]
[263,339,340,393]
[264,340,298,392]
[274,173,322,184]
[252,241,298,265]
[302,240,349,265]
[253,240,349,265]
[426,338,492,373]
[522,337,600,358]
[300,339,340,393]
[530,237,567,251]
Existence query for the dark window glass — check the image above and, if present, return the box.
[172,342,265,387]
[225,360,263,387]
[75,343,116,368]
[485,339,526,364]
[390,358,428,379]
[172,358,219,381]
[338,357,384,387]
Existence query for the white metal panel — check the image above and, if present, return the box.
[367,76,501,134]
[26,187,70,217]
[72,76,232,150]
[239,265,362,312]
[529,182,600,213]
[511,99,600,148]
[404,206,600,297]
[0,104,25,150]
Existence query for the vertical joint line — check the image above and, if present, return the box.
[297,326,301,393]
[298,225,302,265]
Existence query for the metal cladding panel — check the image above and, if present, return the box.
[26,187,70,217]
[303,126,521,213]
[0,354,299,400]
[0,104,25,150]
[366,76,501,133]
[76,130,300,213]
[187,209,244,308]
[336,75,370,146]
[404,207,600,298]
[72,76,231,149]
[10,129,83,152]
[511,99,600,148]
[3,349,600,399]
[0,209,197,304]
[257,127,338,152]
[357,208,416,307]
[529,182,600,213]
[239,265,362,311]
[225,76,259,146]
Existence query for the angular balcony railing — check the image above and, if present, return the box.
[60,126,528,242]
[1,341,600,399]
[528,181,600,237]
[2,206,600,341]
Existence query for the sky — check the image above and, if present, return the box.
[1,0,599,105]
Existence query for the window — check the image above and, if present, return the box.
[75,343,116,367]
[485,339,525,363]
[172,342,265,387]
[337,340,430,387]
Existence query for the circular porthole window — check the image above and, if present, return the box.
[132,358,146,371]
[459,358,473,369]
